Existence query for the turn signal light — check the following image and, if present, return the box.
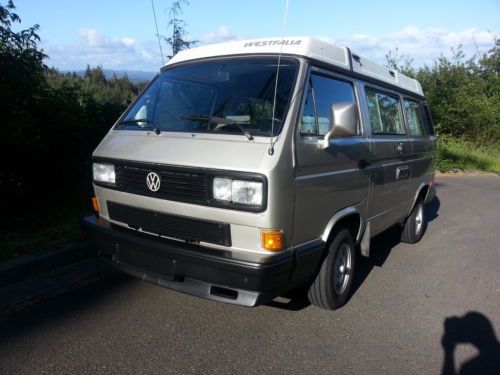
[92,196,100,214]
[261,230,284,251]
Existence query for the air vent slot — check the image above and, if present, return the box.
[210,286,238,300]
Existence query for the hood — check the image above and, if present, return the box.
[93,130,274,173]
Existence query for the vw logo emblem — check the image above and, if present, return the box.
[146,172,161,192]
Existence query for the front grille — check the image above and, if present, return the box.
[114,163,209,204]
[107,201,231,246]
[93,158,268,213]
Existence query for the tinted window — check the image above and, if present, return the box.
[366,90,405,135]
[404,99,426,136]
[300,74,358,136]
[300,79,316,135]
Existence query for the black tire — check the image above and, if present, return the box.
[401,200,425,243]
[307,228,355,310]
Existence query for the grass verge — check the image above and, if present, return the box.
[436,137,500,173]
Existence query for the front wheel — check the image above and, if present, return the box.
[308,228,356,310]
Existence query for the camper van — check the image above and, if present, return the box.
[82,37,436,310]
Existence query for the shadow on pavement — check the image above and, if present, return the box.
[426,196,440,222]
[266,286,311,311]
[0,198,442,317]
[0,271,133,345]
[268,196,441,311]
[350,225,401,296]
[441,311,500,375]
[352,196,440,299]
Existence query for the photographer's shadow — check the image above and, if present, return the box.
[441,311,500,375]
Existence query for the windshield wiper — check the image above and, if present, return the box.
[180,114,254,141]
[116,118,162,134]
[181,114,233,125]
[118,118,153,125]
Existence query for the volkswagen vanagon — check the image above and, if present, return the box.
[82,37,436,310]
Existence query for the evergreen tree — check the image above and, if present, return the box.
[164,0,197,58]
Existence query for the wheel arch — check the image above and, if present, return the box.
[407,183,430,217]
[321,206,363,244]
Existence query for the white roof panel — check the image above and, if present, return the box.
[166,37,424,96]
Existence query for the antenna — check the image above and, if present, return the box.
[151,0,165,66]
[268,0,291,156]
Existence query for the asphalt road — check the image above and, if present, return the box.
[1,174,499,375]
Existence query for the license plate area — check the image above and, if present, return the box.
[116,244,174,280]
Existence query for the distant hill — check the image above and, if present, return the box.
[67,69,157,83]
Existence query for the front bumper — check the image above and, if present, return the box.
[81,215,324,306]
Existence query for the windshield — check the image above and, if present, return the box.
[115,57,299,137]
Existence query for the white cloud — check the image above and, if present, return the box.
[331,26,497,65]
[41,26,497,72]
[201,26,244,44]
[42,29,163,71]
[77,29,102,47]
[121,37,136,47]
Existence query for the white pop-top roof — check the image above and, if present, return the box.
[166,37,424,96]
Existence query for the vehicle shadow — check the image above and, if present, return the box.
[269,196,441,311]
[441,311,500,374]
[351,196,440,297]
[266,286,312,311]
[426,195,440,222]
[350,225,401,296]
[267,222,401,311]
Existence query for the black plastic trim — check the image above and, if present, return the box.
[81,215,325,305]
[82,215,291,292]
[107,201,232,247]
[422,102,435,135]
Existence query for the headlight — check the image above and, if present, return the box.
[213,177,232,201]
[93,163,115,184]
[213,177,263,206]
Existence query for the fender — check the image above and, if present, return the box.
[407,182,429,217]
[321,205,364,243]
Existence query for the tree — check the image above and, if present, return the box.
[164,0,197,58]
[0,0,49,201]
[0,0,47,103]
[385,48,415,77]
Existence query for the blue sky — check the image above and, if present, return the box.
[12,0,500,71]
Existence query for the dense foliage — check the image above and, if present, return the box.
[0,1,145,224]
[387,41,500,145]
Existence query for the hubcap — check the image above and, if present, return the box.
[333,243,352,295]
[415,204,424,235]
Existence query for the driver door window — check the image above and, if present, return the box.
[300,74,359,137]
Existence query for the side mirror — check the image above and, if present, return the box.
[319,102,358,149]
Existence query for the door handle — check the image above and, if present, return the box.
[396,143,405,155]
[396,166,410,180]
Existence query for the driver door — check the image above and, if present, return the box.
[293,69,370,245]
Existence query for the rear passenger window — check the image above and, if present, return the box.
[404,99,426,136]
[300,74,359,136]
[366,90,406,135]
